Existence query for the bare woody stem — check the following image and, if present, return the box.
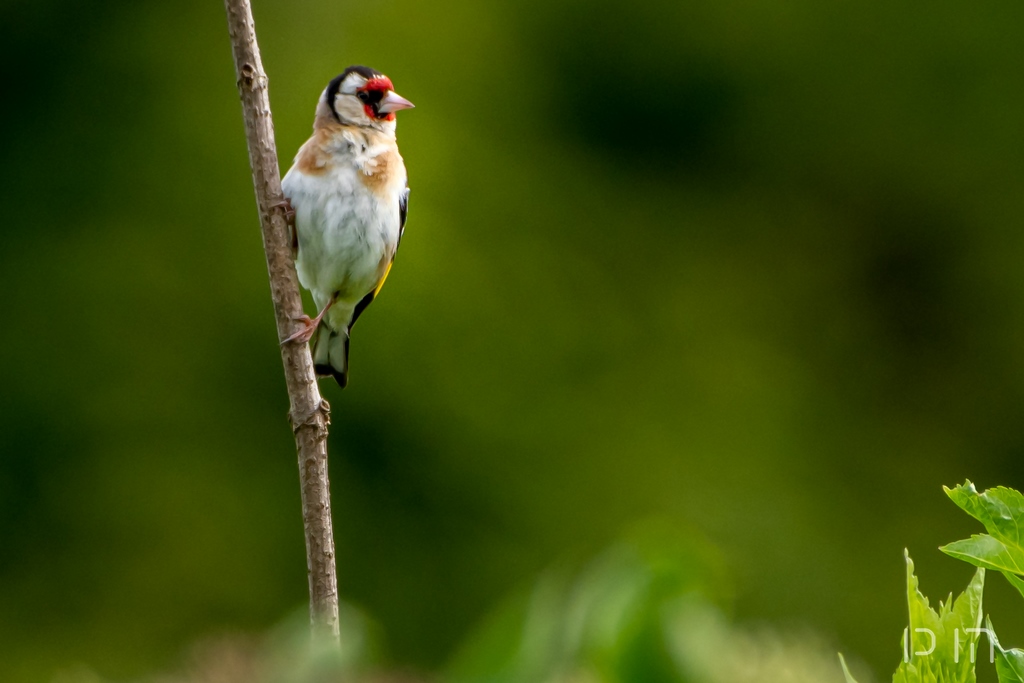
[223,0,340,642]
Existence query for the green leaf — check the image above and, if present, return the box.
[890,551,984,683]
[944,482,1024,548]
[446,527,725,683]
[941,535,1024,576]
[942,481,1024,599]
[987,618,1024,683]
[997,656,1024,683]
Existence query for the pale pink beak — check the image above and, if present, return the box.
[378,91,415,114]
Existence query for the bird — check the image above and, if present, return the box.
[280,65,414,387]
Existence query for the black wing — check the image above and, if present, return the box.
[397,186,410,251]
[349,186,410,331]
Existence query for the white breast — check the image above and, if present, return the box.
[282,142,404,318]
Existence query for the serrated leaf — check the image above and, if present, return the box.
[890,551,984,683]
[945,482,1024,548]
[942,482,1024,600]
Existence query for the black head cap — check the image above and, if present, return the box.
[325,65,386,122]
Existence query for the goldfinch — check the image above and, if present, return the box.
[281,65,414,387]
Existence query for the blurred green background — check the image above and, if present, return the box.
[3,0,1024,680]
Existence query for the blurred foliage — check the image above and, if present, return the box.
[54,604,399,683]
[62,530,853,683]
[4,0,1024,681]
[446,523,729,683]
[447,525,850,683]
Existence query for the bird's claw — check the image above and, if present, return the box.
[271,198,296,226]
[281,314,317,345]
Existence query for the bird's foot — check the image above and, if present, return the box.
[281,314,318,345]
[281,299,334,346]
[270,198,296,226]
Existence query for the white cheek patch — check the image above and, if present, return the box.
[333,94,370,123]
[339,72,368,95]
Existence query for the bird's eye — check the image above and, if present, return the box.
[357,89,385,105]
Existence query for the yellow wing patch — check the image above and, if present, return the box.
[374,258,394,297]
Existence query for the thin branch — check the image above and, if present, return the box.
[223,0,340,642]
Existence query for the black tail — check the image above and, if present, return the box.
[311,322,350,388]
